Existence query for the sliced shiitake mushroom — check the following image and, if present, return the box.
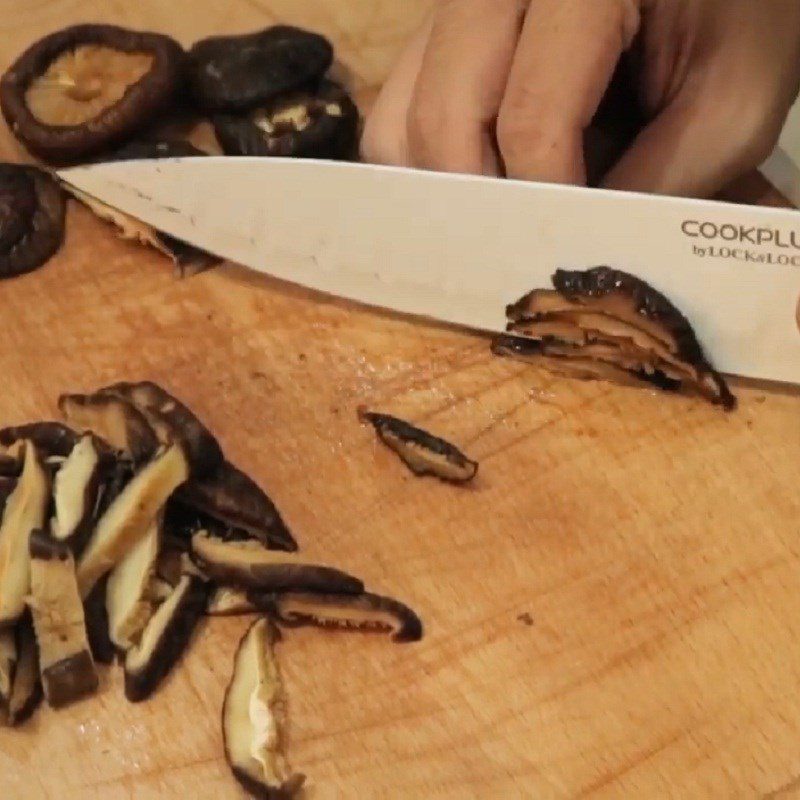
[214,80,359,160]
[77,442,190,598]
[0,442,50,625]
[83,574,115,665]
[106,515,161,651]
[360,411,478,483]
[52,433,110,554]
[177,461,296,552]
[29,530,98,708]
[68,140,220,275]
[207,586,258,617]
[123,573,208,702]
[191,532,363,595]
[5,614,42,726]
[0,165,65,278]
[0,24,184,162]
[188,25,333,112]
[59,391,158,464]
[98,381,223,478]
[267,591,423,643]
[223,617,305,799]
[502,267,735,409]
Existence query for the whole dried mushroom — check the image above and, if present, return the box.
[0,24,184,162]
[188,25,333,112]
[0,164,65,278]
[214,80,359,160]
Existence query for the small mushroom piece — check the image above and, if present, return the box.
[207,586,258,617]
[0,165,65,279]
[106,515,161,651]
[68,140,219,275]
[98,381,223,478]
[0,421,81,458]
[268,591,423,643]
[188,25,333,112]
[214,80,359,160]
[1,24,184,163]
[502,267,735,409]
[52,433,109,554]
[83,575,115,665]
[28,530,98,708]
[5,615,42,725]
[190,532,363,595]
[58,392,159,464]
[177,461,296,552]
[123,573,208,702]
[223,618,305,799]
[0,442,50,625]
[77,443,190,599]
[360,411,478,483]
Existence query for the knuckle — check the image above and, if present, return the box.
[496,104,555,166]
[407,97,459,169]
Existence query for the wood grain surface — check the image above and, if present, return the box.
[0,2,799,798]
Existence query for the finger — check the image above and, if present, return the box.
[360,15,433,166]
[498,0,641,183]
[603,84,786,197]
[408,0,526,174]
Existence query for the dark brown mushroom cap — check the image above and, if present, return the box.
[0,420,80,457]
[0,24,184,163]
[177,461,296,552]
[0,166,65,279]
[213,80,359,160]
[0,164,37,251]
[99,138,208,161]
[187,25,333,112]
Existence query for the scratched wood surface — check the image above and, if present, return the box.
[0,2,800,798]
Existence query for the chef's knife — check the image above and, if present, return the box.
[58,157,800,384]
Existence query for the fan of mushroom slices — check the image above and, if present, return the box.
[0,381,422,799]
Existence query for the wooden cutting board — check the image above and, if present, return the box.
[1,2,799,798]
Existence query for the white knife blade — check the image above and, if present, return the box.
[58,156,800,384]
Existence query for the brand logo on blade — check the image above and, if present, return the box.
[682,220,800,266]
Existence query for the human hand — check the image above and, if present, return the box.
[361,0,800,198]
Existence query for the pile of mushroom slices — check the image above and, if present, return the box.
[0,381,421,799]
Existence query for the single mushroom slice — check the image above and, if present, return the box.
[207,586,258,617]
[58,392,159,464]
[52,433,110,554]
[123,573,209,702]
[67,140,220,276]
[223,617,305,799]
[214,80,359,160]
[5,614,42,726]
[0,421,80,458]
[98,381,223,478]
[106,514,161,651]
[188,25,333,112]
[77,442,190,599]
[177,461,296,552]
[28,530,98,708]
[359,410,478,483]
[0,24,184,163]
[0,165,65,278]
[83,574,115,665]
[190,532,363,595]
[268,591,423,643]
[0,441,50,625]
